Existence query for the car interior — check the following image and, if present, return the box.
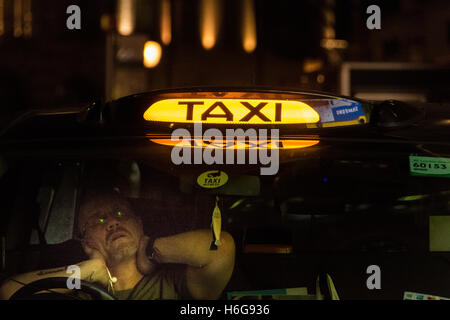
[1,147,450,300]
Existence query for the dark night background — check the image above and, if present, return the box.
[0,0,449,118]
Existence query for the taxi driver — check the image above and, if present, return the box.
[0,191,235,300]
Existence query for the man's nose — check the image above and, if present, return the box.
[106,216,120,230]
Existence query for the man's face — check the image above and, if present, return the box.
[79,194,143,265]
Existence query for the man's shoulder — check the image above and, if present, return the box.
[131,264,191,300]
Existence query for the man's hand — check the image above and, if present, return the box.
[136,235,156,275]
[78,258,110,288]
[79,241,111,287]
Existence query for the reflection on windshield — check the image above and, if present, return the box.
[1,156,450,300]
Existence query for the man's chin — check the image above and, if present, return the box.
[108,241,138,263]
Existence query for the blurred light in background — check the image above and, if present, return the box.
[117,0,136,36]
[320,39,348,50]
[322,1,335,39]
[13,0,23,37]
[143,40,162,68]
[321,0,346,66]
[241,0,257,53]
[100,13,114,31]
[322,8,335,39]
[23,0,32,38]
[316,74,325,84]
[303,59,323,73]
[160,0,172,45]
[435,119,450,126]
[0,0,4,36]
[323,26,335,39]
[200,0,221,50]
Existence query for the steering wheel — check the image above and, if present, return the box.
[9,277,115,300]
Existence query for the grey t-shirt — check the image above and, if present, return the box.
[114,264,191,300]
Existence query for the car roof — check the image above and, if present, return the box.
[0,88,449,153]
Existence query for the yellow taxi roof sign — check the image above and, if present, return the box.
[143,98,320,124]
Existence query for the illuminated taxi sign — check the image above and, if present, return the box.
[143,98,320,124]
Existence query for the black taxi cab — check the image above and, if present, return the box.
[0,87,449,300]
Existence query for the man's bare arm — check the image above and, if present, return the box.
[0,259,107,300]
[152,230,235,300]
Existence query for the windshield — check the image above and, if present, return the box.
[1,138,449,300]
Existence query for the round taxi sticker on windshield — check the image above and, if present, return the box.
[197,170,228,189]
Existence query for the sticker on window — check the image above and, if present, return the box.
[409,155,450,178]
[197,170,229,188]
[403,291,450,300]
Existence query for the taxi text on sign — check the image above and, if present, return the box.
[143,99,320,124]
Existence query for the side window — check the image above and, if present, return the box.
[29,162,82,245]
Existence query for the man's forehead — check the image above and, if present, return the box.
[83,194,128,208]
[78,194,134,224]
